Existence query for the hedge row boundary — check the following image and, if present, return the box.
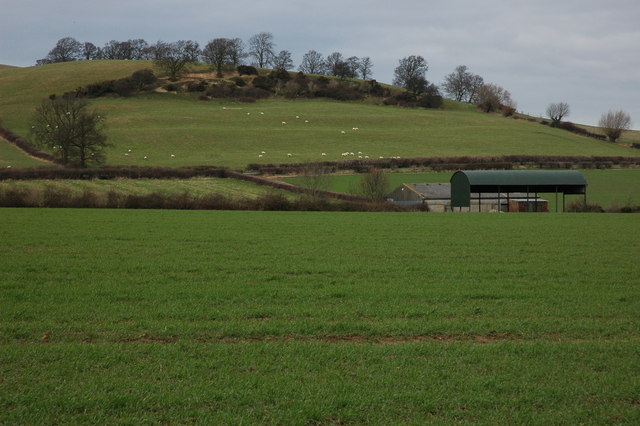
[247,155,640,175]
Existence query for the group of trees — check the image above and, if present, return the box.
[545,102,632,142]
[37,34,374,81]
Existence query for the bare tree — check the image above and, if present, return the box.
[359,57,373,80]
[300,162,333,198]
[39,37,83,63]
[227,38,246,67]
[599,110,632,142]
[272,50,294,71]
[358,169,390,202]
[546,102,570,125]
[30,95,108,167]
[248,32,275,68]
[393,55,429,94]
[202,38,232,77]
[154,40,200,80]
[299,50,325,74]
[82,42,99,60]
[442,65,484,103]
[325,52,344,76]
[476,83,513,113]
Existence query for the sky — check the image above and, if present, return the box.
[1,0,639,128]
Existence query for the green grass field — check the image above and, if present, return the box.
[1,61,639,169]
[283,169,640,209]
[1,209,638,423]
[0,177,284,199]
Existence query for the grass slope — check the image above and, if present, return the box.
[0,177,285,199]
[1,209,638,423]
[1,60,638,168]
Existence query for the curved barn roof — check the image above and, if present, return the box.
[455,170,587,186]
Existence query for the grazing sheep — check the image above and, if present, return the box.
[171,154,175,158]
[282,121,287,125]
[259,154,263,158]
[321,153,326,156]
[261,151,266,154]
[295,116,300,119]
[304,120,309,123]
[247,112,251,115]
[352,127,359,131]
[124,153,129,156]
[144,156,148,159]
[341,130,346,134]
[260,112,264,115]
[287,153,293,157]
[365,156,369,159]
[128,149,132,152]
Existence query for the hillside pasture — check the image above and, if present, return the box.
[1,61,639,169]
[1,209,639,423]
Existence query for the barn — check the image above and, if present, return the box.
[450,170,587,212]
[386,183,545,212]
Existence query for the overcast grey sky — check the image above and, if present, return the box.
[1,0,638,127]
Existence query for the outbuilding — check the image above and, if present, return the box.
[386,183,545,212]
[450,170,587,212]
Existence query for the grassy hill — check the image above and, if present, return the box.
[1,60,639,169]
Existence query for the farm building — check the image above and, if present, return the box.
[450,170,587,212]
[386,183,545,212]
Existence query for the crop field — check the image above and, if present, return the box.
[284,168,640,209]
[1,208,638,423]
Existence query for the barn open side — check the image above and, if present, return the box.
[450,170,587,212]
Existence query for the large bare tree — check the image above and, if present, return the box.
[154,40,200,80]
[442,65,483,103]
[299,50,325,74]
[393,55,429,94]
[30,96,108,167]
[248,32,275,68]
[599,110,632,142]
[546,102,570,125]
[202,38,232,77]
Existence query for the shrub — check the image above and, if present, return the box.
[187,81,207,92]
[251,75,274,91]
[237,65,259,76]
[112,78,135,97]
[566,199,604,213]
[164,84,179,92]
[230,77,247,87]
[130,69,157,90]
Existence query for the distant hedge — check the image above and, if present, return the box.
[247,155,640,175]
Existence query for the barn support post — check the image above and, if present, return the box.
[535,192,538,212]
[555,186,558,213]
[563,192,566,212]
[507,192,510,212]
[498,186,501,213]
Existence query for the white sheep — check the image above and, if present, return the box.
[352,127,359,131]
[321,153,327,156]
[261,151,266,154]
[295,116,300,119]
[364,156,369,159]
[258,154,263,158]
[124,153,129,156]
[287,153,293,157]
[304,120,309,123]
[260,112,264,115]
[171,154,175,158]
[144,156,148,160]
[282,121,287,125]
[341,130,346,134]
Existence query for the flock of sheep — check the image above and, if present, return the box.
[123,107,400,161]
